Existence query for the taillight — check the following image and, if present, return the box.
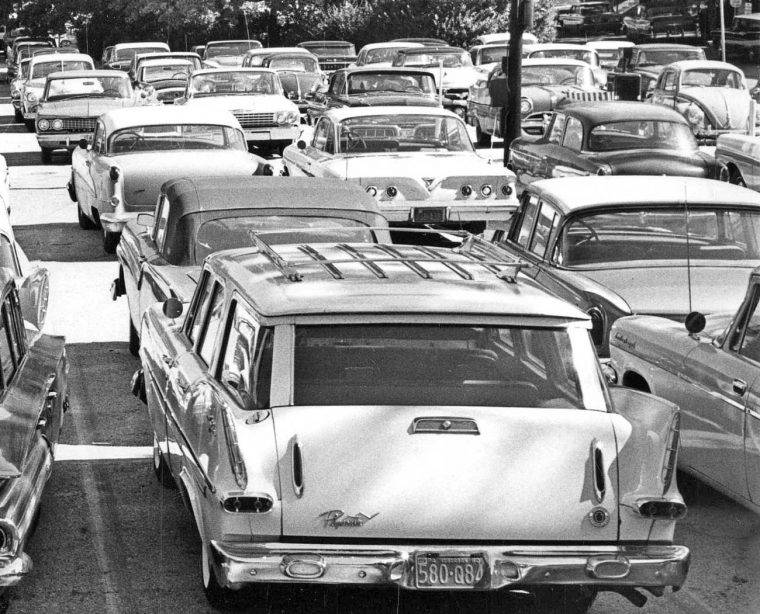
[220,406,247,489]
[662,412,681,490]
[222,495,273,513]
[637,500,686,520]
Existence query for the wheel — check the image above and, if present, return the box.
[103,229,120,254]
[531,586,597,614]
[40,148,52,164]
[475,122,491,147]
[152,435,176,488]
[77,203,96,229]
[129,317,139,357]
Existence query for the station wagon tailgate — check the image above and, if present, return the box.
[273,405,620,542]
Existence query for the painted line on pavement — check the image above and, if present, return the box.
[55,443,152,461]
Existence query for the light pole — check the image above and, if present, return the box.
[503,0,533,166]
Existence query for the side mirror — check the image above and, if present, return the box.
[19,265,49,331]
[297,140,307,150]
[136,213,155,227]
[162,297,183,319]
[685,311,706,335]
[78,138,88,149]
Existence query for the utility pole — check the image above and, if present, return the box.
[503,0,532,166]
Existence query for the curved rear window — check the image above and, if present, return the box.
[587,120,696,152]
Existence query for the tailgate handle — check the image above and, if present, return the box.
[411,417,479,435]
[591,440,606,504]
[292,440,304,498]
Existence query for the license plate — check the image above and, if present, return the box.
[415,553,488,589]
[412,207,446,224]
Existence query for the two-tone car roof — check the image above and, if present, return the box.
[204,241,590,322]
[100,106,242,133]
[527,176,760,215]
[522,57,593,68]
[30,52,92,66]
[321,105,462,122]
[560,100,689,125]
[332,66,437,77]
[45,69,127,80]
[664,59,745,73]
[190,67,276,78]
[113,42,169,51]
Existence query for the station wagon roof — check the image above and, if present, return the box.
[665,59,743,72]
[161,176,384,218]
[560,100,688,124]
[101,106,241,132]
[114,42,169,50]
[361,42,424,50]
[190,67,275,77]
[324,105,459,122]
[336,66,436,76]
[140,58,193,67]
[207,241,590,321]
[244,47,311,56]
[522,58,591,67]
[46,69,127,80]
[395,46,465,54]
[30,53,91,65]
[528,176,760,214]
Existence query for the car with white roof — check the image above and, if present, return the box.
[132,232,690,612]
[134,58,194,104]
[68,106,269,253]
[20,52,94,128]
[471,32,538,46]
[282,106,517,233]
[490,176,760,357]
[9,58,31,121]
[355,42,423,67]
[175,68,300,154]
[127,51,202,83]
[105,42,170,71]
[202,39,262,68]
[585,40,634,71]
[240,46,314,68]
[35,70,139,163]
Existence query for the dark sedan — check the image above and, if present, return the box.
[508,101,717,190]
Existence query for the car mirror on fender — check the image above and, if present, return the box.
[162,297,183,319]
[685,311,706,336]
[297,140,307,150]
[136,213,155,227]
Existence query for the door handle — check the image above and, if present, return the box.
[733,379,747,396]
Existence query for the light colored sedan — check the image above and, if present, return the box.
[283,106,517,232]
[68,106,268,253]
[609,266,760,514]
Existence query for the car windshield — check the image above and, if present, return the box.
[115,47,168,61]
[108,124,246,154]
[400,51,472,67]
[637,49,703,67]
[557,207,760,268]
[293,324,607,409]
[523,64,594,87]
[142,64,193,83]
[587,120,697,152]
[480,46,508,65]
[364,47,406,64]
[347,73,436,95]
[529,49,595,64]
[194,216,374,263]
[31,60,90,79]
[206,41,261,57]
[188,71,281,96]
[44,75,132,100]
[303,44,356,57]
[681,68,744,89]
[337,114,473,153]
[268,56,318,72]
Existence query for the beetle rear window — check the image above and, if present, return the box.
[293,324,606,410]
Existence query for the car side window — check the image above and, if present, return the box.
[529,202,560,259]
[662,70,677,93]
[562,117,583,151]
[733,286,760,362]
[312,119,329,150]
[547,113,567,144]
[185,271,212,344]
[93,121,105,153]
[197,282,225,366]
[514,195,540,249]
[154,195,171,251]
[0,295,23,387]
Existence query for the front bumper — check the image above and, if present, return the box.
[210,541,690,591]
[99,211,133,234]
[373,200,516,225]
[243,126,299,143]
[0,552,32,587]
[36,132,90,150]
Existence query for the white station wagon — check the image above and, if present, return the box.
[283,106,517,232]
[133,234,689,612]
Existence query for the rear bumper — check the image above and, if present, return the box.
[243,126,299,143]
[0,552,32,587]
[379,200,516,225]
[210,541,690,591]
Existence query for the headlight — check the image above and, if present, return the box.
[366,185,378,197]
[461,185,473,197]
[520,98,533,115]
[25,91,37,102]
[596,164,613,176]
[275,111,287,124]
[37,118,49,131]
[386,186,398,198]
[501,184,513,196]
[685,104,704,127]
[480,184,493,197]
[51,119,63,131]
[286,111,298,124]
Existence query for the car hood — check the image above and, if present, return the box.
[580,263,753,317]
[37,97,136,117]
[440,66,481,89]
[184,94,297,113]
[114,150,259,210]
[278,72,322,96]
[272,405,620,541]
[586,149,711,177]
[679,88,752,130]
[204,55,243,67]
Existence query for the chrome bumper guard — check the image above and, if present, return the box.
[210,542,690,591]
[0,552,31,587]
[99,212,131,233]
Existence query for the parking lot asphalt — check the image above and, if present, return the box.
[0,83,759,613]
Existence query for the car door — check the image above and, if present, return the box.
[547,115,594,177]
[677,283,760,502]
[89,124,113,215]
[137,194,171,325]
[510,113,566,185]
[73,120,103,212]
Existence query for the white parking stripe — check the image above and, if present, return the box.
[55,444,152,461]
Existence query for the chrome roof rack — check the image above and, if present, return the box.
[247,228,533,285]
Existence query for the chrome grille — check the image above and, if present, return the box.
[320,61,352,72]
[443,88,469,100]
[232,111,275,128]
[59,117,97,133]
